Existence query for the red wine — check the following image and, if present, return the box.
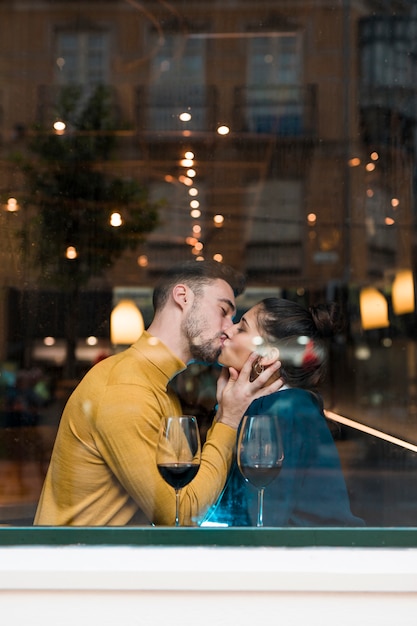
[239,464,282,488]
[157,463,200,489]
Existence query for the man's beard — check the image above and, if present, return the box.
[182,304,222,363]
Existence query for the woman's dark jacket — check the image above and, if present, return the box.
[204,388,364,527]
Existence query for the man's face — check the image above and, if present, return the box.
[182,279,236,363]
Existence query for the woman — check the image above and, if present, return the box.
[204,297,363,527]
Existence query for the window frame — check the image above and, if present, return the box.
[0,527,416,548]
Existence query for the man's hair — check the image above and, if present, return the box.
[152,260,245,311]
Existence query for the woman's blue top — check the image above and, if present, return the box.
[204,388,364,527]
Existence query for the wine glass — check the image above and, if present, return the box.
[156,415,201,526]
[237,414,284,527]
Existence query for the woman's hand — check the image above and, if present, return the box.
[215,352,284,429]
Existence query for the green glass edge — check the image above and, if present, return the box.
[0,527,416,547]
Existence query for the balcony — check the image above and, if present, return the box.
[234,84,318,139]
[135,84,218,136]
[35,83,318,144]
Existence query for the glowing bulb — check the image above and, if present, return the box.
[6,197,18,212]
[53,120,66,133]
[110,212,123,227]
[66,246,77,259]
[190,209,201,218]
[217,125,230,135]
[348,157,361,167]
[137,255,148,267]
[184,151,194,159]
[179,112,192,122]
[190,200,200,209]
[179,175,193,186]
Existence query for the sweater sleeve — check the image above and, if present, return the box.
[95,383,236,526]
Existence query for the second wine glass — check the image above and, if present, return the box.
[156,415,201,526]
[237,414,284,527]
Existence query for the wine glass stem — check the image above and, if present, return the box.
[175,489,181,526]
[257,488,265,527]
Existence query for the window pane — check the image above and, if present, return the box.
[0,0,417,540]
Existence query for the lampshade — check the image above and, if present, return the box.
[359,287,389,330]
[392,270,415,315]
[110,299,144,345]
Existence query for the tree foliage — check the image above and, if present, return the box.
[15,85,161,376]
[19,85,160,289]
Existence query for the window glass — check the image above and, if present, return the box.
[56,31,109,85]
[0,0,417,542]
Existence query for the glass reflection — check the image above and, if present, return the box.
[0,0,417,528]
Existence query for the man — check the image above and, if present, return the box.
[34,260,282,526]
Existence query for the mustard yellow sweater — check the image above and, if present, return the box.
[34,331,236,526]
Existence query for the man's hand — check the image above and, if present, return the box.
[215,352,284,429]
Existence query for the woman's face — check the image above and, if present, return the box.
[218,304,265,371]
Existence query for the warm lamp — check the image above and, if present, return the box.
[111,299,144,345]
[359,287,389,330]
[392,270,415,315]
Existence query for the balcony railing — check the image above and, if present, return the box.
[135,84,218,134]
[36,83,318,140]
[234,84,318,139]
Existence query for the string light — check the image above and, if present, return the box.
[110,212,123,227]
[53,120,66,134]
[217,125,230,135]
[6,197,18,212]
[179,175,193,186]
[66,246,77,259]
[137,255,148,267]
[348,157,361,167]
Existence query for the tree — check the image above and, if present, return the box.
[17,85,161,377]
